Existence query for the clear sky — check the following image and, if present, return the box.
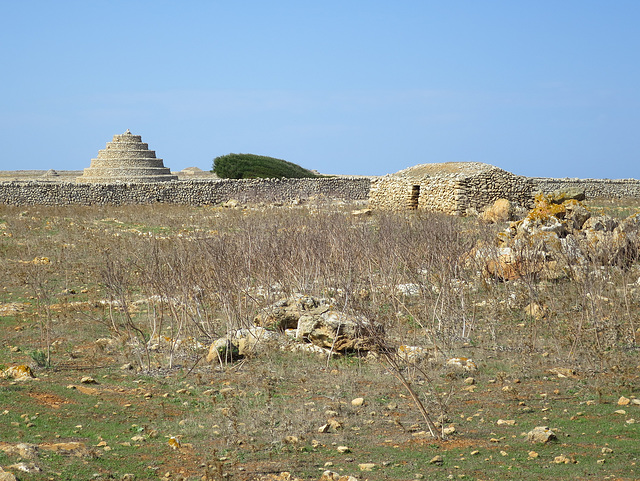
[1,1,638,178]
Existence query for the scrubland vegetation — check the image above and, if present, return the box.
[212,154,319,179]
[0,198,639,480]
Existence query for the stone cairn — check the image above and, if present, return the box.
[77,129,177,183]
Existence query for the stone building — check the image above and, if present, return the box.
[369,162,535,215]
[77,130,177,183]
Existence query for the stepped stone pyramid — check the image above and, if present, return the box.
[77,130,178,183]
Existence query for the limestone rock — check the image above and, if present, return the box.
[446,357,477,371]
[481,198,514,223]
[254,472,304,481]
[397,344,431,363]
[231,327,281,356]
[0,442,39,459]
[38,442,95,457]
[254,295,331,331]
[206,338,240,363]
[318,471,359,481]
[297,310,382,353]
[0,468,17,481]
[1,365,36,381]
[583,215,618,232]
[544,188,586,204]
[527,426,557,444]
[554,454,577,464]
[524,302,545,320]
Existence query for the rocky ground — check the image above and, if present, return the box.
[1,198,639,480]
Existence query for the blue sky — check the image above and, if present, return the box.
[1,1,638,178]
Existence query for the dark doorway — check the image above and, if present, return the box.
[408,185,420,209]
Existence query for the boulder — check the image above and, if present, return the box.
[206,327,288,362]
[318,471,359,481]
[582,215,618,232]
[563,200,591,230]
[0,468,17,481]
[254,295,331,330]
[544,188,586,204]
[524,302,545,320]
[481,198,514,223]
[297,310,382,353]
[484,247,543,281]
[1,365,36,381]
[527,426,557,444]
[206,338,240,363]
[231,327,281,355]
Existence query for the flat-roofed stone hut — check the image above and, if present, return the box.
[77,130,177,183]
[369,162,535,215]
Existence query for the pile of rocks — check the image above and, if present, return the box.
[207,295,384,363]
[475,191,640,281]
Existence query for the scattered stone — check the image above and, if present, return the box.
[524,302,545,320]
[337,446,351,453]
[254,295,331,331]
[497,419,516,426]
[429,455,443,465]
[0,467,17,481]
[617,396,631,406]
[351,397,365,407]
[446,357,477,371]
[318,424,330,433]
[546,367,577,379]
[80,376,98,384]
[481,198,514,224]
[358,463,375,471]
[528,451,539,459]
[1,365,36,381]
[601,447,613,454]
[7,462,41,473]
[614,409,627,415]
[554,454,576,464]
[38,442,95,458]
[0,442,38,459]
[464,377,476,385]
[351,209,372,216]
[442,426,456,435]
[318,471,359,481]
[527,426,557,444]
[397,345,430,363]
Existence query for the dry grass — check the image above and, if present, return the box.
[1,200,640,480]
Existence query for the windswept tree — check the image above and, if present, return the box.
[212,153,318,179]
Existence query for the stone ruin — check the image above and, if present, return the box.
[369,162,535,215]
[76,130,177,183]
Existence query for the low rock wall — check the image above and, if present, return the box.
[0,178,371,206]
[532,178,640,198]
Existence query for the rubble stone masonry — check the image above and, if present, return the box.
[0,178,371,206]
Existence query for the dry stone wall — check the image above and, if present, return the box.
[532,178,640,198]
[0,178,370,206]
[369,165,535,215]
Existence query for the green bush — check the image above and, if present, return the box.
[212,153,318,179]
